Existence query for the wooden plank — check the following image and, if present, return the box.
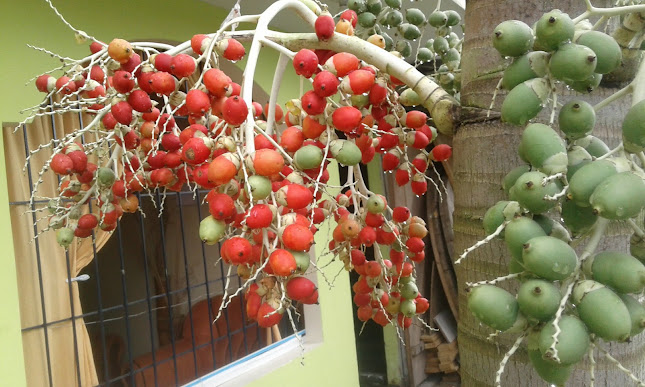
[437,340,458,352]
[425,183,459,320]
[439,362,460,373]
[420,333,442,343]
[438,351,458,363]
[425,366,442,374]
[424,342,443,350]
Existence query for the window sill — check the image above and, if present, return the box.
[183,330,319,387]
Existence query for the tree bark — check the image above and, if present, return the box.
[455,1,645,385]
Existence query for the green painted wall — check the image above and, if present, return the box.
[1,0,358,386]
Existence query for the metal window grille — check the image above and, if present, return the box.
[11,98,304,387]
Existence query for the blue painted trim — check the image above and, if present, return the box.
[184,330,306,386]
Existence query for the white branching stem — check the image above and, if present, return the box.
[494,333,525,387]
[487,79,503,118]
[598,345,645,386]
[594,83,633,112]
[629,57,645,161]
[544,186,568,201]
[597,144,624,160]
[253,123,294,163]
[582,1,645,20]
[627,218,645,238]
[542,173,565,186]
[213,265,234,323]
[44,0,101,44]
[240,0,317,153]
[266,52,291,135]
[589,341,596,387]
[466,272,522,288]
[548,218,608,363]
[456,220,509,265]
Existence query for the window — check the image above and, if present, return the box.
[6,56,321,385]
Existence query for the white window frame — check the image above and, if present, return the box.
[182,253,323,387]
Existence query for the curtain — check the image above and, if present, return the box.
[4,108,111,386]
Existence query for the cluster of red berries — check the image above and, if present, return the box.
[36,9,450,328]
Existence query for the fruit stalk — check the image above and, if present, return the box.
[593,83,633,112]
[241,0,317,153]
[548,218,608,363]
[455,220,509,264]
[465,272,521,288]
[269,31,459,135]
[598,345,645,386]
[589,342,596,387]
[632,55,645,106]
[266,52,291,135]
[494,333,526,387]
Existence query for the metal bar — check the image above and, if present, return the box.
[84,189,109,383]
[61,108,82,387]
[88,230,109,383]
[137,196,160,387]
[193,189,219,371]
[115,221,136,386]
[21,122,54,387]
[63,251,83,387]
[236,275,251,357]
[154,190,180,387]
[20,276,231,333]
[176,192,200,377]
[217,258,235,364]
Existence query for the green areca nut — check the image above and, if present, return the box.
[502,51,549,90]
[535,9,575,51]
[467,285,519,331]
[399,23,421,40]
[529,349,573,384]
[428,11,447,27]
[501,78,549,126]
[433,36,450,55]
[590,171,645,220]
[566,146,592,180]
[573,280,632,342]
[558,100,596,140]
[576,30,621,74]
[405,8,426,26]
[492,20,534,57]
[522,235,577,280]
[568,72,602,93]
[538,315,589,365]
[510,171,561,214]
[395,40,412,57]
[416,47,434,62]
[574,135,609,157]
[561,199,597,236]
[549,43,597,82]
[583,251,645,294]
[504,216,546,263]
[618,293,645,337]
[518,279,561,322]
[567,159,617,207]
[517,123,567,175]
[482,200,511,237]
[358,12,377,28]
[445,10,461,27]
[622,99,645,153]
[503,165,531,194]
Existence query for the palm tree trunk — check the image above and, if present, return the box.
[455,0,645,385]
